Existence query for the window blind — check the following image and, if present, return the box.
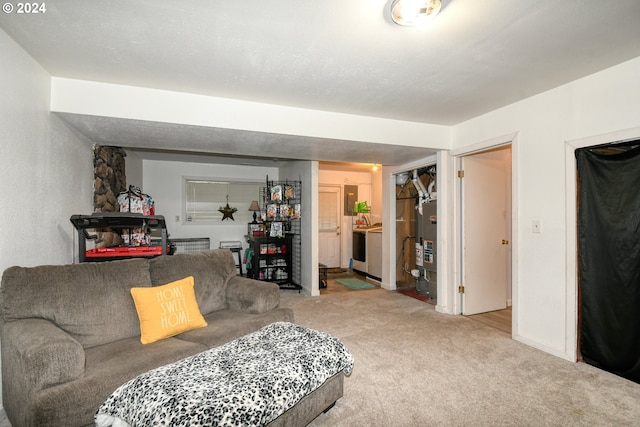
[185,180,261,223]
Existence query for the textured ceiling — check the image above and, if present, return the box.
[56,112,435,166]
[2,0,640,165]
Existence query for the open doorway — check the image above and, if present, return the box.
[458,145,512,333]
[576,139,640,383]
[317,162,382,295]
[394,165,437,305]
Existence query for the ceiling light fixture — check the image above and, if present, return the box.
[390,0,441,27]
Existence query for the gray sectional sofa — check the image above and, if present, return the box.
[0,249,295,426]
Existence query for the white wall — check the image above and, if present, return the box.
[371,168,382,225]
[125,149,144,188]
[141,159,279,252]
[0,28,93,412]
[279,161,317,295]
[451,56,640,360]
[51,78,451,151]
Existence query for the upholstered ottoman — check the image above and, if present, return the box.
[95,322,353,426]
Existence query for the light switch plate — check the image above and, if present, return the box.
[532,220,541,233]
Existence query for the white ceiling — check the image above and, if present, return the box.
[2,0,640,166]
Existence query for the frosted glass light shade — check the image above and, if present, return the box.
[390,0,441,27]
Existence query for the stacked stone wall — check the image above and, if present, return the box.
[93,145,126,212]
[92,145,126,247]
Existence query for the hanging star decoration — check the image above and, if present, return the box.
[218,195,237,221]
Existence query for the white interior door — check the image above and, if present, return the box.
[319,186,341,268]
[461,148,510,315]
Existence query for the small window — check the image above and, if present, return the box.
[184,179,261,223]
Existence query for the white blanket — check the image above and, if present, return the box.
[95,322,353,426]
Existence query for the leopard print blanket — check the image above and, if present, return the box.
[95,322,353,426]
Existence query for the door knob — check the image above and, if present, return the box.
[502,239,509,245]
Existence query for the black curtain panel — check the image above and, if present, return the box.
[576,142,640,383]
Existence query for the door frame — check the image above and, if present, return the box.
[564,125,640,362]
[449,132,518,336]
[384,155,438,292]
[459,147,511,315]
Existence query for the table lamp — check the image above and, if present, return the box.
[248,200,260,223]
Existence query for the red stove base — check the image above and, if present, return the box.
[85,246,164,259]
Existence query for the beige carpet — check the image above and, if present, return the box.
[2,288,638,426]
[279,287,640,426]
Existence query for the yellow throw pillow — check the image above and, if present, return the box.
[130,276,207,344]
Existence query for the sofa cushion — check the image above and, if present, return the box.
[149,249,236,316]
[31,336,207,427]
[1,258,152,349]
[226,275,281,313]
[174,307,294,348]
[131,276,207,344]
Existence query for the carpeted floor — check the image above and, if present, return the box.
[278,287,640,426]
[4,287,637,426]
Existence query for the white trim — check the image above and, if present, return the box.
[564,125,640,363]
[382,165,395,290]
[449,133,518,334]
[511,138,519,339]
[514,335,575,362]
[386,154,438,175]
[384,154,438,292]
[450,132,518,156]
[435,150,450,313]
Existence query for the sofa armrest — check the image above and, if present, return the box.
[225,276,280,314]
[2,318,85,403]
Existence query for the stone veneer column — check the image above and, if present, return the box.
[92,145,127,247]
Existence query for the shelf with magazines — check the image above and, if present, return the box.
[246,176,301,290]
